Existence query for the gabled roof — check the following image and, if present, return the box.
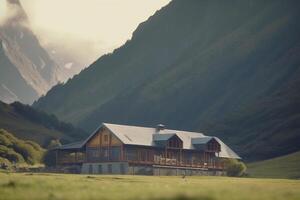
[191,136,214,145]
[57,123,241,159]
[103,123,240,159]
[56,141,85,150]
[153,133,176,141]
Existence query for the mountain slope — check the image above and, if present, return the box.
[0,0,67,104]
[0,101,86,146]
[0,41,38,103]
[34,0,300,160]
[208,73,300,161]
[247,151,300,179]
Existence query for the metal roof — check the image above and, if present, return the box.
[57,123,241,159]
[153,133,176,141]
[56,141,85,150]
[191,136,213,145]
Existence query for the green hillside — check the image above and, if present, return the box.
[33,0,300,160]
[247,151,300,179]
[0,101,86,146]
[0,129,44,167]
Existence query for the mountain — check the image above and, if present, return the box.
[208,74,300,161]
[0,0,67,104]
[33,0,300,160]
[0,101,87,146]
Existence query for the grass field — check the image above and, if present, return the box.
[0,173,300,200]
[247,151,300,179]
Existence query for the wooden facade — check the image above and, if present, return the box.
[56,126,225,171]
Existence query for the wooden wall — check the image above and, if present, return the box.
[86,127,123,162]
[87,128,122,148]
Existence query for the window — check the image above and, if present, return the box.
[107,164,112,174]
[120,164,125,174]
[104,135,108,142]
[98,165,102,174]
[110,147,121,161]
[126,149,138,161]
[103,149,109,157]
[207,140,220,152]
[140,149,151,162]
[168,137,182,148]
[88,164,93,174]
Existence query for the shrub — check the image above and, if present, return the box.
[47,139,62,149]
[13,140,45,165]
[0,130,17,144]
[0,157,12,170]
[225,159,247,177]
[26,140,43,151]
[0,145,25,163]
[43,150,56,167]
[0,129,45,165]
[0,134,12,146]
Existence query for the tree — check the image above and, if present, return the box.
[47,139,62,149]
[225,159,247,177]
[43,150,57,167]
[43,139,61,167]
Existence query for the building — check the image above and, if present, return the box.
[54,123,240,175]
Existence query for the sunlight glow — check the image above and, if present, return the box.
[19,0,171,65]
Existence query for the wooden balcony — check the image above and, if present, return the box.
[128,157,224,170]
[56,152,85,165]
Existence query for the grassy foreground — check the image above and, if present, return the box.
[0,173,300,200]
[248,151,300,179]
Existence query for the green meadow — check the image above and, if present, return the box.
[0,173,299,200]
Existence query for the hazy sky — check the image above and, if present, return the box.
[17,0,171,66]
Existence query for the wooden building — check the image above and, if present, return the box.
[54,123,240,175]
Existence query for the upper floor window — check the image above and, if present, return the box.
[104,135,108,142]
[167,136,182,148]
[207,139,221,152]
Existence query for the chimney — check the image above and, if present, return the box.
[156,124,165,133]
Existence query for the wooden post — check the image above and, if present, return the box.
[165,147,167,165]
[86,145,88,162]
[121,144,124,161]
[99,132,102,162]
[55,150,58,167]
[108,133,112,161]
[75,150,77,163]
[98,132,101,162]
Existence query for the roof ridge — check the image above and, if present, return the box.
[103,122,205,135]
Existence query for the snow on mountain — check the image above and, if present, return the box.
[0,0,67,104]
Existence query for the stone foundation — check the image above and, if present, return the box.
[81,162,225,176]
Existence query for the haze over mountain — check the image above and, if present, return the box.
[18,0,171,81]
[34,0,300,161]
[0,0,67,104]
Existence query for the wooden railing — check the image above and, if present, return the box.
[129,158,224,170]
[57,154,85,164]
[57,153,224,170]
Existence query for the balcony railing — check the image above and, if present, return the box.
[128,157,224,170]
[57,154,224,170]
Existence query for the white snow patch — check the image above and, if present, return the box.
[64,62,73,70]
[2,40,8,52]
[1,84,20,102]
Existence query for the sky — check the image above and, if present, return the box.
[17,0,171,68]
